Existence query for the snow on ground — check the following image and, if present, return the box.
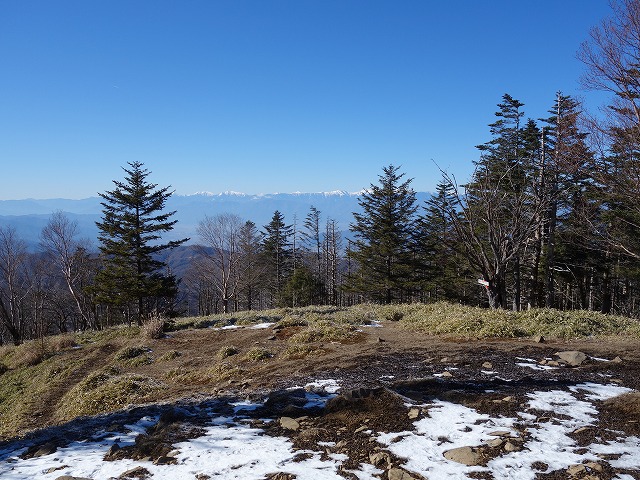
[379,382,638,480]
[0,379,638,480]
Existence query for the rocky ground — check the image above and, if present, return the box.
[1,321,639,479]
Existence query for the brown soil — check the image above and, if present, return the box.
[3,321,640,479]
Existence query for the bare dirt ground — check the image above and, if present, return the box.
[3,321,640,479]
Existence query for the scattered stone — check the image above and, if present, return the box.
[354,425,368,433]
[573,426,591,434]
[567,464,587,476]
[440,371,453,378]
[20,441,58,459]
[266,474,296,480]
[153,455,177,465]
[502,396,514,402]
[533,335,545,343]
[377,336,386,343]
[440,357,450,363]
[279,417,300,431]
[267,335,276,340]
[555,351,588,367]
[612,356,623,363]
[546,360,561,367]
[487,438,504,448]
[482,361,493,369]
[46,466,68,474]
[54,476,92,480]
[195,474,211,480]
[487,430,511,437]
[118,466,151,479]
[387,467,417,480]
[106,443,121,458]
[369,451,391,467]
[407,407,420,419]
[585,461,603,472]
[503,441,519,452]
[443,446,482,466]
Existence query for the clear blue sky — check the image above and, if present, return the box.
[0,0,613,200]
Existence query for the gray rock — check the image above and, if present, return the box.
[279,416,300,431]
[54,476,92,480]
[482,361,493,369]
[387,468,417,480]
[533,335,545,343]
[555,350,588,367]
[118,466,151,479]
[407,407,420,419]
[369,451,391,467]
[503,441,519,452]
[443,446,482,466]
[21,441,58,459]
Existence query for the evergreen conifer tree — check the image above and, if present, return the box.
[94,161,188,324]
[262,211,293,303]
[347,165,418,303]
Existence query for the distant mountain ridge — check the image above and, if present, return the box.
[0,191,432,249]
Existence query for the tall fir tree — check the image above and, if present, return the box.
[415,180,468,302]
[94,161,188,324]
[261,210,293,304]
[347,165,418,303]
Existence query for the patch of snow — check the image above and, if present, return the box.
[516,362,556,371]
[249,322,275,329]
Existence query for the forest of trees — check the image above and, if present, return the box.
[3,0,640,344]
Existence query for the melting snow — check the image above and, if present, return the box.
[0,380,637,480]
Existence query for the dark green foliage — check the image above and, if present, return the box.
[280,265,324,307]
[94,162,188,324]
[415,181,472,302]
[262,211,293,299]
[347,165,418,303]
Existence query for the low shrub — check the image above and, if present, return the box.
[141,317,166,340]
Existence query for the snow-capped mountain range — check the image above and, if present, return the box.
[0,191,432,249]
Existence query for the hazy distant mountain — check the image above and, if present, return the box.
[0,191,432,249]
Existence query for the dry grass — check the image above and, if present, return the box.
[158,350,181,362]
[114,345,152,367]
[370,302,640,339]
[141,316,166,340]
[165,363,241,385]
[217,345,239,359]
[56,368,166,420]
[244,347,273,362]
[281,344,327,359]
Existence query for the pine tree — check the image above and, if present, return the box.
[94,161,188,324]
[347,165,418,304]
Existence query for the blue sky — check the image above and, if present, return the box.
[0,0,613,199]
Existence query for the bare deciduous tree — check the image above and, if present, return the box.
[443,167,547,309]
[0,226,30,344]
[196,213,245,314]
[41,211,96,330]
